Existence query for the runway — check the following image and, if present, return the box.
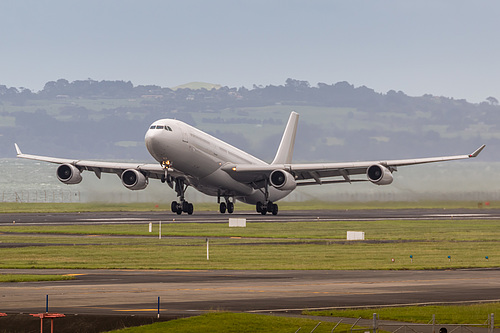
[1,209,499,317]
[2,208,500,226]
[0,268,499,316]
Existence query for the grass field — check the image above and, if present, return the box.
[105,303,500,332]
[0,274,75,283]
[0,217,498,270]
[305,302,500,325]
[0,200,496,213]
[106,312,354,333]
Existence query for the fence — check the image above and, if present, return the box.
[1,191,81,203]
[347,313,496,333]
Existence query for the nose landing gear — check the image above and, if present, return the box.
[170,178,193,215]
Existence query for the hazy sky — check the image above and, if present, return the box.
[1,1,499,102]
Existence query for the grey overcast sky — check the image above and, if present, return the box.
[1,1,499,102]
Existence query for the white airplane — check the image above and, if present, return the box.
[15,111,485,215]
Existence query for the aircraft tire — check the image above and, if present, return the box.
[220,202,227,214]
[227,202,234,214]
[187,203,194,215]
[256,202,262,213]
[171,201,178,213]
[182,201,190,212]
[272,204,278,215]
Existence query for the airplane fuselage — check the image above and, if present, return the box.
[145,119,292,204]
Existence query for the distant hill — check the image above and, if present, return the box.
[171,82,222,91]
[0,78,497,162]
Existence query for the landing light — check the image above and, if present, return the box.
[162,160,171,168]
[232,167,237,171]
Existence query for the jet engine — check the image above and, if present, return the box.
[367,164,393,185]
[121,169,148,190]
[269,169,297,191]
[56,164,82,184]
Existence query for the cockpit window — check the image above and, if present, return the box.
[150,124,172,130]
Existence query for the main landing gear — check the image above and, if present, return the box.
[254,177,278,215]
[256,201,278,215]
[169,178,193,215]
[218,192,234,214]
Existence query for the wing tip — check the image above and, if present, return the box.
[469,144,486,158]
[14,143,22,156]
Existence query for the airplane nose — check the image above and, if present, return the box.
[145,129,163,157]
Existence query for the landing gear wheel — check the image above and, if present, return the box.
[272,203,278,215]
[220,202,227,214]
[256,202,263,213]
[176,205,183,215]
[260,206,267,215]
[187,203,194,215]
[227,202,234,214]
[171,201,178,213]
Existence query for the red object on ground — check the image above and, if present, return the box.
[30,313,65,333]
[0,313,7,316]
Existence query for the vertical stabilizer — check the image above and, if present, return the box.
[271,112,299,164]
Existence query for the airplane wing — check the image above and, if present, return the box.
[14,143,182,180]
[222,144,486,186]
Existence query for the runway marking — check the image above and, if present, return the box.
[425,214,491,217]
[80,218,151,221]
[115,309,159,312]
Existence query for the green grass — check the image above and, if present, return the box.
[0,200,496,213]
[0,236,496,270]
[0,218,498,270]
[105,312,355,333]
[305,303,500,325]
[0,274,75,283]
[1,218,499,241]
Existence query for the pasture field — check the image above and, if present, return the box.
[0,218,498,270]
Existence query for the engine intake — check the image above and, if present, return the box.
[367,164,393,185]
[269,170,297,191]
[121,169,148,190]
[56,164,82,184]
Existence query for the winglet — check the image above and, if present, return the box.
[14,143,22,156]
[469,144,486,158]
[272,111,299,165]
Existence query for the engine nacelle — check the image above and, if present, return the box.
[121,169,148,190]
[367,164,393,185]
[269,169,297,191]
[56,164,82,184]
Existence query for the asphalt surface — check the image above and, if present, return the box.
[0,209,500,319]
[2,208,500,225]
[0,268,499,317]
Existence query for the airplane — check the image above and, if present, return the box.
[15,111,485,215]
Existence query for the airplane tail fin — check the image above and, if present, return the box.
[271,111,299,165]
